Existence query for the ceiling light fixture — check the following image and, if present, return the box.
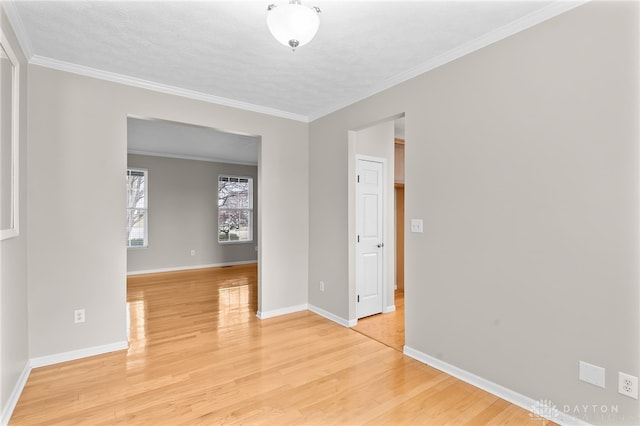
[267,0,321,51]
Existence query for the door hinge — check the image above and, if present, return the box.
[357,174,360,183]
[357,235,360,243]
[357,295,360,303]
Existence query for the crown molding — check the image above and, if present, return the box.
[307,0,588,122]
[29,55,310,123]
[127,149,258,166]
[3,0,307,121]
[2,0,35,60]
[5,0,586,125]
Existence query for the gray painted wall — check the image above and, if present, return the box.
[309,2,638,424]
[2,1,638,425]
[27,64,308,359]
[0,5,29,420]
[127,154,258,273]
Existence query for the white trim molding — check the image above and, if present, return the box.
[3,0,585,124]
[0,362,31,426]
[29,55,308,123]
[307,1,588,121]
[403,346,591,426]
[30,341,129,368]
[1,1,34,60]
[0,22,21,240]
[126,260,257,276]
[308,304,357,328]
[256,304,308,320]
[127,149,257,167]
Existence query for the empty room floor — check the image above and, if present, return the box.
[10,264,547,425]
[352,291,405,352]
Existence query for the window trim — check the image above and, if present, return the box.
[218,174,253,244]
[0,30,20,240]
[127,167,148,249]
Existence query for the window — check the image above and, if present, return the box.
[127,168,148,247]
[218,175,253,243]
[0,34,20,240]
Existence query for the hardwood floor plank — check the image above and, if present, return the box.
[10,264,547,425]
[352,290,405,351]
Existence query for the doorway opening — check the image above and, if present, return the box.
[125,116,261,312]
[349,115,405,351]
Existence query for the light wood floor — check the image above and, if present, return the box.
[11,264,548,425]
[352,291,405,352]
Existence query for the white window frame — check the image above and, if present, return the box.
[127,167,148,248]
[218,175,253,244]
[0,30,20,240]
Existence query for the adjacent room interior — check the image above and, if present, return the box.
[1,2,638,425]
[352,117,407,352]
[126,117,260,276]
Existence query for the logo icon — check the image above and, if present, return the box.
[530,399,560,422]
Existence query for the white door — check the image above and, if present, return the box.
[356,157,385,319]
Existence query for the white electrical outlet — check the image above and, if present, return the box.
[190,249,196,256]
[74,309,85,324]
[410,219,423,233]
[618,372,638,399]
[320,281,325,292]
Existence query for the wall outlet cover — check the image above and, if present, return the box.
[618,372,638,399]
[579,360,605,388]
[74,309,85,324]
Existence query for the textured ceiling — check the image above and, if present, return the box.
[5,0,582,163]
[6,0,578,122]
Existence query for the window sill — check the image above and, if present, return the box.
[218,240,253,245]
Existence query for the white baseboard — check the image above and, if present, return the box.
[127,260,257,276]
[383,304,396,313]
[30,341,129,368]
[256,304,308,320]
[403,346,590,426]
[1,362,31,426]
[308,304,356,327]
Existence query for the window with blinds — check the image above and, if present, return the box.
[218,175,253,243]
[127,168,148,248]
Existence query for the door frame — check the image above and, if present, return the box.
[355,155,387,319]
[348,120,397,326]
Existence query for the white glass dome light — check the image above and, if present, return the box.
[267,1,321,51]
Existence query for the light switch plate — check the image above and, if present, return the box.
[410,219,423,233]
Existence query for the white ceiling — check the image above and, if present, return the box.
[4,0,582,163]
